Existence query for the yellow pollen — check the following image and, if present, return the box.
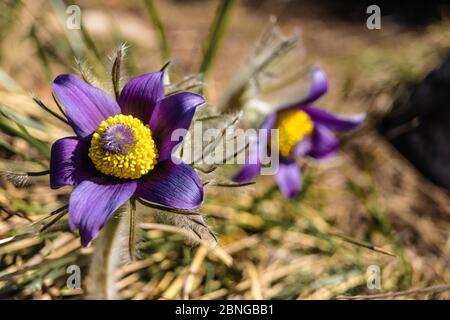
[88,114,158,179]
[275,109,314,157]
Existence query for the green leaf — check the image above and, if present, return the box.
[199,0,236,80]
[143,0,170,61]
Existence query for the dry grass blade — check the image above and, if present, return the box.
[0,203,32,222]
[245,262,264,299]
[39,208,68,233]
[141,223,200,245]
[0,255,77,282]
[183,244,209,299]
[140,222,231,268]
[329,232,396,257]
[0,205,68,245]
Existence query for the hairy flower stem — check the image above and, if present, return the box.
[90,207,130,300]
[129,198,136,261]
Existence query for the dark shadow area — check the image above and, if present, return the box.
[378,56,450,190]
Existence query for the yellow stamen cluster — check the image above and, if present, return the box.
[275,109,314,157]
[89,114,158,179]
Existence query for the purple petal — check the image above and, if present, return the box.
[308,124,338,160]
[261,112,277,129]
[136,160,203,209]
[52,74,120,139]
[253,112,277,161]
[255,112,277,164]
[118,72,165,123]
[293,137,313,158]
[275,159,301,199]
[150,92,205,161]
[303,106,365,132]
[69,180,136,246]
[279,67,328,112]
[232,113,276,183]
[231,141,262,183]
[232,162,261,183]
[302,67,329,104]
[50,137,96,189]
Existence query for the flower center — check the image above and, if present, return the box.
[275,109,314,157]
[88,114,158,179]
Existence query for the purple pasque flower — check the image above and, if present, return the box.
[233,67,365,199]
[50,71,205,246]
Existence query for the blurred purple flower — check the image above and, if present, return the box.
[233,67,365,199]
[50,71,205,246]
